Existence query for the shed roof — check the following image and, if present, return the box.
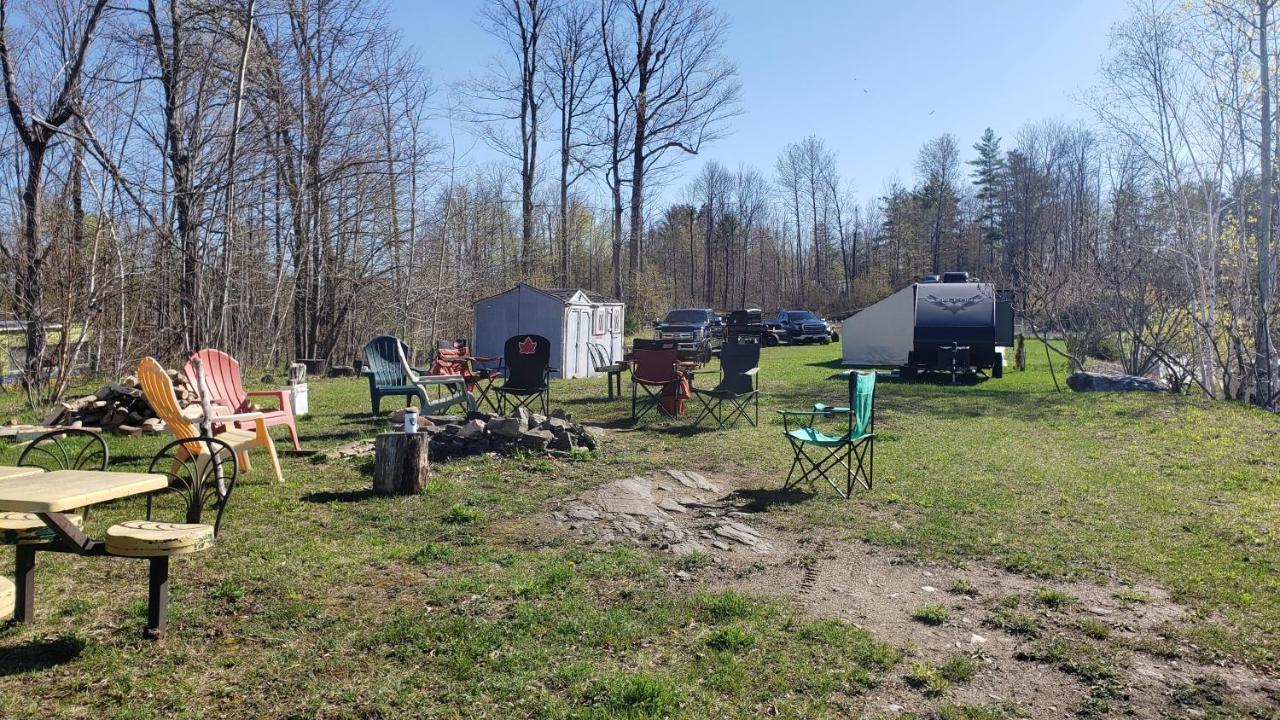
[542,287,622,304]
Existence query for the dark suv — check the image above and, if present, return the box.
[775,309,831,344]
[654,308,723,357]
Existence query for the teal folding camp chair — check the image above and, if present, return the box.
[778,371,876,498]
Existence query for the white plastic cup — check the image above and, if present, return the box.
[404,407,419,434]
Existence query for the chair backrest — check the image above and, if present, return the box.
[18,428,108,471]
[716,341,760,395]
[146,437,239,535]
[503,334,550,390]
[588,342,611,369]
[363,336,410,387]
[632,348,680,383]
[139,356,199,441]
[429,347,469,377]
[848,371,877,437]
[633,338,676,352]
[183,348,247,414]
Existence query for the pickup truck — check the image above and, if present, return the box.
[775,310,832,344]
[653,308,723,359]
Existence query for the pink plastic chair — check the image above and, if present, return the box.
[183,349,301,451]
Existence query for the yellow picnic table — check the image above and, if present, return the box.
[0,469,169,635]
[0,466,45,480]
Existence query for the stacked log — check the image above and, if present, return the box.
[45,369,199,436]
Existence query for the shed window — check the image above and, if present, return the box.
[609,308,622,333]
[593,308,608,335]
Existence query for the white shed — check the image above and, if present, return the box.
[472,283,625,379]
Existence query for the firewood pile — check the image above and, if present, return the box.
[44,369,199,436]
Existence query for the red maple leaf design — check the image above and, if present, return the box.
[518,336,538,354]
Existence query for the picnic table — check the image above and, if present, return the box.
[0,466,46,480]
[0,469,169,634]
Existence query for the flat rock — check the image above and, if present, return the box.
[658,498,687,513]
[715,523,760,546]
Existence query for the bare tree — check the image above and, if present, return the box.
[546,0,602,286]
[467,0,554,276]
[0,0,109,394]
[620,0,739,301]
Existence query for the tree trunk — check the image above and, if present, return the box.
[373,432,431,495]
[1257,0,1275,408]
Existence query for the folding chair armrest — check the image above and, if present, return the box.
[778,410,843,416]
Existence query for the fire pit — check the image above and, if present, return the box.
[390,406,600,460]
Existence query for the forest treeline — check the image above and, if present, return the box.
[0,0,1277,407]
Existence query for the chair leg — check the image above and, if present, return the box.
[13,544,35,623]
[143,556,169,640]
[259,430,284,484]
[286,419,301,451]
[236,451,252,473]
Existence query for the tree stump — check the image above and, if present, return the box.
[372,432,431,495]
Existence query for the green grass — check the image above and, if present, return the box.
[912,603,949,625]
[905,661,952,697]
[0,339,1276,716]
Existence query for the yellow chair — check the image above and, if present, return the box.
[138,357,283,483]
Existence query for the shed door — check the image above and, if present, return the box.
[567,308,593,378]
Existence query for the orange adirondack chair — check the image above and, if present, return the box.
[183,349,301,451]
[139,357,283,483]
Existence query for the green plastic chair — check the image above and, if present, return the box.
[778,371,876,498]
[362,336,427,414]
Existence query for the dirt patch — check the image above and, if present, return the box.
[545,470,776,561]
[542,470,1280,719]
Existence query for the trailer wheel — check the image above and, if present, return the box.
[992,362,1003,379]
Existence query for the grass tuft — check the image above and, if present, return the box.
[444,503,484,524]
[1034,587,1077,609]
[706,626,756,653]
[939,654,979,683]
[912,603,949,625]
[905,661,950,696]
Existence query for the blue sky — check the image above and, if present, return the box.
[389,0,1133,204]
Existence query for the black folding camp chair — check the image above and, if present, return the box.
[778,371,876,498]
[494,334,553,414]
[690,340,760,428]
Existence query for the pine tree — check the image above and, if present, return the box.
[968,128,1005,275]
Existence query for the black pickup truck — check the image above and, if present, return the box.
[653,308,723,359]
[775,309,832,344]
